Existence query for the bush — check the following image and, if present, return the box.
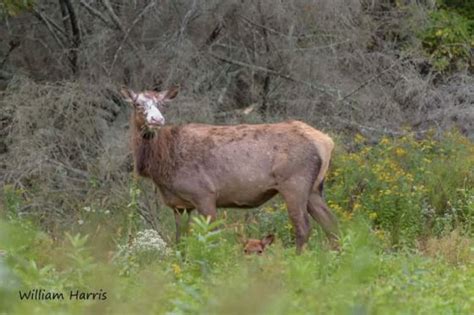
[0,0,34,17]
[439,0,474,32]
[180,216,236,277]
[420,9,473,72]
[326,131,474,247]
[1,78,129,229]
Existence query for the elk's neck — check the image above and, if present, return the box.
[131,122,179,184]
[131,124,153,177]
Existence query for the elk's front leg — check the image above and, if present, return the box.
[193,196,217,221]
[174,208,195,243]
[173,208,182,243]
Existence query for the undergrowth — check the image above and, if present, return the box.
[0,131,473,314]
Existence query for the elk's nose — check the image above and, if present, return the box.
[150,117,165,125]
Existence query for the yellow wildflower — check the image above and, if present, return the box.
[360,146,371,155]
[374,229,386,240]
[355,133,365,144]
[395,147,406,157]
[369,212,378,220]
[172,263,181,276]
[380,137,390,145]
[263,206,274,213]
[342,212,353,221]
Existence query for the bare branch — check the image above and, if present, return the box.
[208,51,339,96]
[79,0,115,28]
[339,62,399,102]
[332,116,429,137]
[204,22,223,46]
[179,0,198,37]
[40,9,70,39]
[257,1,271,117]
[108,1,157,76]
[0,40,20,69]
[238,14,283,37]
[102,0,126,33]
[32,9,67,49]
[275,40,351,52]
[60,0,81,74]
[58,0,71,39]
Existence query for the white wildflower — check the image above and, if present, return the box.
[130,229,169,255]
[113,229,170,270]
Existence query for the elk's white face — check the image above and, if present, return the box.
[121,87,179,128]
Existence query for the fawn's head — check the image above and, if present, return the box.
[243,234,275,255]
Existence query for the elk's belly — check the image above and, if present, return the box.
[156,186,195,209]
[210,155,279,207]
[216,188,278,208]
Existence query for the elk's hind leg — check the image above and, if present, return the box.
[307,191,339,248]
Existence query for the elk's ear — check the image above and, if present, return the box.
[120,88,137,106]
[155,85,179,103]
[165,85,179,100]
[261,234,275,247]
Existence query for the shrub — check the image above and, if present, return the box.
[0,0,34,17]
[1,78,129,230]
[420,9,473,72]
[326,131,474,247]
[2,184,23,220]
[180,216,236,277]
[438,0,474,32]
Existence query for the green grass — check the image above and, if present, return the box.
[0,216,473,315]
[1,131,473,314]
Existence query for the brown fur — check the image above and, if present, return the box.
[244,234,275,255]
[128,93,338,252]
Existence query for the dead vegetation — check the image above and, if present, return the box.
[419,229,473,266]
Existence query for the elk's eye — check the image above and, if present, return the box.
[258,250,263,254]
